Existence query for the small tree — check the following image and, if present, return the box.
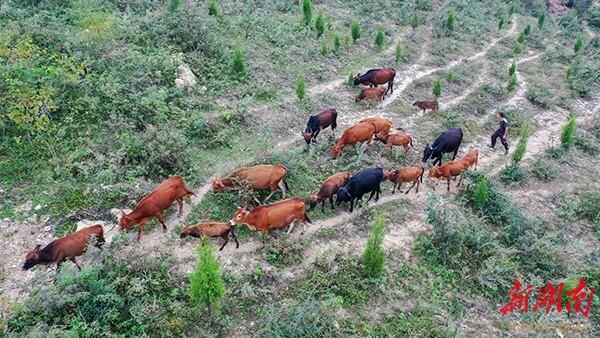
[410,13,420,30]
[296,75,306,100]
[315,10,325,37]
[321,41,328,55]
[507,72,517,91]
[347,73,354,87]
[517,31,525,44]
[432,79,441,98]
[560,116,576,149]
[333,35,341,53]
[574,34,584,54]
[509,4,516,16]
[395,42,403,63]
[188,239,225,315]
[473,177,489,210]
[375,29,385,51]
[351,19,361,43]
[301,0,312,26]
[509,61,516,77]
[523,24,531,36]
[207,0,218,16]
[538,12,546,28]
[446,70,455,82]
[169,0,181,12]
[512,123,533,165]
[232,43,246,75]
[363,216,386,279]
[498,17,505,30]
[446,9,456,31]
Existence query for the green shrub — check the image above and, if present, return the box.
[445,70,455,82]
[589,6,600,28]
[523,24,531,36]
[538,12,546,28]
[315,10,325,37]
[446,9,456,31]
[375,28,385,51]
[351,19,361,43]
[188,240,225,315]
[432,79,441,98]
[410,13,420,29]
[507,72,517,91]
[473,177,489,210]
[498,17,505,30]
[301,0,312,26]
[256,300,341,337]
[498,163,527,184]
[321,40,328,55]
[169,0,181,12]
[207,0,218,16]
[348,73,354,86]
[512,122,533,164]
[296,75,306,100]
[526,83,552,108]
[395,42,403,62]
[509,4,516,16]
[333,35,341,53]
[363,216,386,279]
[530,159,557,182]
[263,237,306,267]
[517,31,525,44]
[232,43,246,75]
[560,115,576,149]
[574,33,585,53]
[509,61,516,77]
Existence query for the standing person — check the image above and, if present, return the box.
[488,112,509,155]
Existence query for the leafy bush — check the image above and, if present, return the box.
[410,13,420,29]
[395,42,403,62]
[315,10,325,37]
[296,75,306,100]
[517,31,525,44]
[347,73,354,86]
[375,28,385,51]
[207,0,218,16]
[189,239,225,315]
[512,122,533,164]
[538,12,546,28]
[526,83,553,108]
[333,35,341,53]
[523,24,531,36]
[560,116,576,149]
[232,43,246,75]
[498,163,528,184]
[473,177,489,210]
[169,0,181,12]
[363,216,386,279]
[432,79,441,98]
[351,19,361,43]
[446,9,456,31]
[589,5,600,28]
[529,159,557,182]
[321,40,328,55]
[507,73,517,91]
[509,61,516,77]
[574,33,585,53]
[262,237,306,267]
[257,299,341,337]
[558,190,600,227]
[498,17,505,30]
[301,0,312,26]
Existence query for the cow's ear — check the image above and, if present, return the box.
[34,244,41,252]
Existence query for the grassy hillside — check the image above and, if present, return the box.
[1,0,600,336]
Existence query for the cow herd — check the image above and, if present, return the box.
[22,67,481,281]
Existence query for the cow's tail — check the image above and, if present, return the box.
[410,136,414,147]
[331,110,338,130]
[186,188,196,196]
[304,212,312,224]
[419,167,425,183]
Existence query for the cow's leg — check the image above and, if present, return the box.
[54,262,62,284]
[263,188,277,204]
[219,234,229,251]
[230,227,240,248]
[375,185,381,201]
[392,182,397,194]
[349,199,354,213]
[313,129,321,143]
[277,181,286,199]
[176,198,184,216]
[415,181,420,193]
[447,177,451,192]
[69,257,82,270]
[252,193,261,205]
[457,174,464,187]
[329,196,335,210]
[367,190,376,202]
[452,149,458,160]
[136,224,145,241]
[287,221,295,234]
[157,213,167,232]
[322,199,326,212]
[406,181,416,194]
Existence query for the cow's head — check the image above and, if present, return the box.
[302,131,312,144]
[355,93,362,103]
[212,179,226,194]
[335,187,351,205]
[180,226,196,238]
[353,73,362,85]
[230,207,250,226]
[308,195,320,211]
[331,144,342,159]
[22,245,41,271]
[119,210,135,230]
[383,170,394,181]
[422,143,433,163]
[374,131,388,143]
[413,101,418,106]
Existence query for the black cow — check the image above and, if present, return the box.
[302,108,338,145]
[422,128,464,166]
[354,68,396,95]
[336,167,384,212]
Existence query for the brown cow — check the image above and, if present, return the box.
[331,123,376,159]
[302,108,338,145]
[23,224,104,281]
[354,68,396,94]
[355,87,385,107]
[212,164,290,204]
[460,149,479,171]
[413,100,439,114]
[120,175,195,240]
[230,198,311,235]
[180,222,239,251]
[427,159,471,191]
[375,131,414,155]
[384,167,425,194]
[359,117,393,137]
[309,171,350,212]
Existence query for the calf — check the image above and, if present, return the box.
[413,100,439,114]
[427,159,471,191]
[384,166,425,194]
[302,108,338,144]
[120,175,195,241]
[359,117,393,137]
[230,198,311,235]
[22,225,104,281]
[331,122,376,159]
[309,172,350,212]
[422,128,464,166]
[354,68,396,94]
[180,222,239,251]
[212,164,290,204]
[336,167,384,212]
[355,87,385,107]
[375,131,414,155]
[460,149,479,170]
